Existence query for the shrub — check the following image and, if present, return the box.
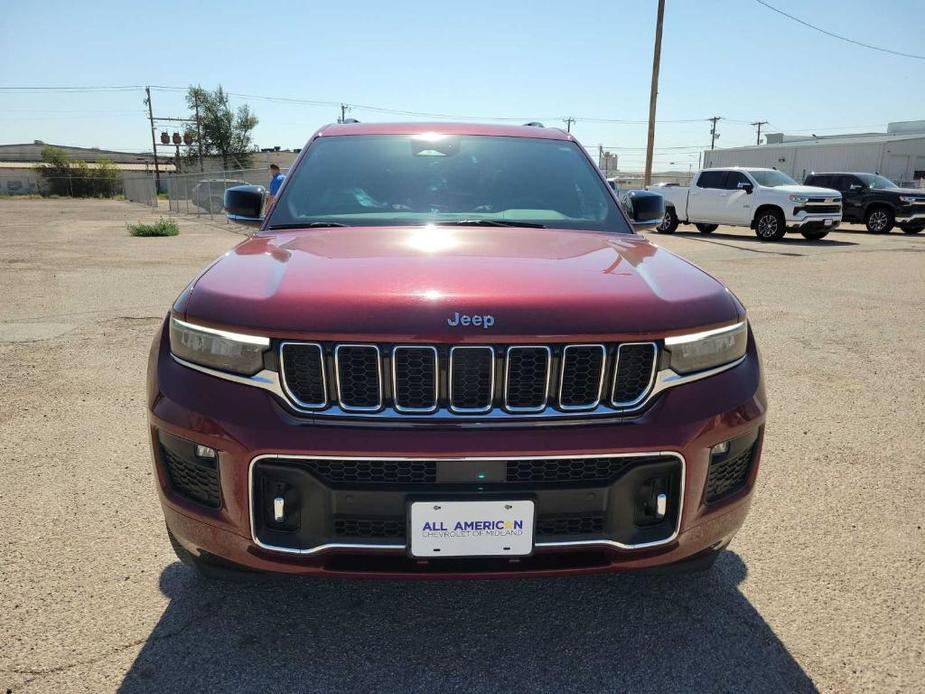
[128,218,180,237]
[36,146,121,198]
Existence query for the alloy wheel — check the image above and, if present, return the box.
[868,210,889,232]
[757,214,778,239]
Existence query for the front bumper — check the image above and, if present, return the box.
[787,212,841,230]
[147,321,767,578]
[895,208,925,224]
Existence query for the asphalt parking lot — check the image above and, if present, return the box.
[1,198,922,693]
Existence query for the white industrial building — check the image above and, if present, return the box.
[703,121,925,187]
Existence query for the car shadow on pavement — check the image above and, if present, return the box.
[671,230,858,249]
[119,551,817,693]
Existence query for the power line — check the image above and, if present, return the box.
[753,0,925,60]
[0,85,148,92]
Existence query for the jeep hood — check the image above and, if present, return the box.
[181,226,742,340]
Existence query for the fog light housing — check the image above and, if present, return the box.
[711,440,730,456]
[195,444,217,459]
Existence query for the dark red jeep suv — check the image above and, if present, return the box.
[147,122,766,579]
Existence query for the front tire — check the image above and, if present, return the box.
[900,223,924,234]
[695,223,718,234]
[754,209,786,241]
[656,207,679,234]
[801,229,830,240]
[865,207,894,234]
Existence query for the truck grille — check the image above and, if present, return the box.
[279,341,658,418]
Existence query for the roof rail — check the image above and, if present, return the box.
[523,122,545,128]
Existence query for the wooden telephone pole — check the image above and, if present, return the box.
[643,0,666,187]
[144,86,161,189]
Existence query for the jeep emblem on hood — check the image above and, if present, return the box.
[447,312,495,329]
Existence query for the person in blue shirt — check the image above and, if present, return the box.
[266,164,286,212]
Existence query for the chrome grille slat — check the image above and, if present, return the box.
[448,346,495,413]
[279,342,327,409]
[612,342,657,407]
[504,346,552,412]
[558,344,606,410]
[392,346,438,413]
[334,345,383,412]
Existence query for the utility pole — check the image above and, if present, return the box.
[339,103,350,123]
[709,116,722,150]
[643,0,666,187]
[144,86,161,189]
[194,94,204,172]
[750,120,768,146]
[564,117,576,133]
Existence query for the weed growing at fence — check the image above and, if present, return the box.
[128,218,180,237]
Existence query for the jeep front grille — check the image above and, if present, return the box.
[279,341,659,419]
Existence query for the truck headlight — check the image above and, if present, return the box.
[665,321,747,374]
[169,316,269,375]
[789,194,809,203]
[899,195,920,203]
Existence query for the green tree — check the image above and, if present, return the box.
[36,146,120,197]
[185,85,258,169]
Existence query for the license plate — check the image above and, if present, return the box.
[824,219,833,226]
[409,500,535,558]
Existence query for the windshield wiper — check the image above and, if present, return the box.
[267,221,347,229]
[439,219,546,228]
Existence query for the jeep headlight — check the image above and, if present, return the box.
[665,321,747,374]
[169,316,269,375]
[789,194,809,203]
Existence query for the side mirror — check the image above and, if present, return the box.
[224,185,265,226]
[623,190,665,230]
[737,181,754,194]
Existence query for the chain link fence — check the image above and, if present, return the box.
[123,175,157,207]
[164,168,287,220]
[35,176,123,198]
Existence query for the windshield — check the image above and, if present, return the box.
[747,170,797,187]
[267,134,630,233]
[857,173,898,190]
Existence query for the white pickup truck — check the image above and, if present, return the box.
[651,167,842,241]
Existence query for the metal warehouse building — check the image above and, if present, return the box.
[703,121,925,187]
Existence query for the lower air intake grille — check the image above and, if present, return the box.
[302,459,438,485]
[280,343,326,407]
[332,514,606,540]
[536,513,605,536]
[334,517,405,539]
[612,343,656,405]
[159,442,221,508]
[705,444,756,502]
[506,456,651,484]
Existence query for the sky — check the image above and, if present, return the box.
[2,0,923,171]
